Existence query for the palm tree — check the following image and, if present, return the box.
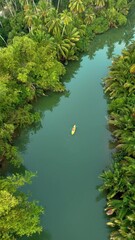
[65,25,80,44]
[60,9,72,36]
[57,0,61,12]
[37,0,51,19]
[95,0,106,8]
[84,8,95,25]
[24,4,38,32]
[55,37,71,60]
[69,0,85,14]
[54,25,80,61]
[45,8,62,36]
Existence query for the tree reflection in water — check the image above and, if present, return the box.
[87,7,135,60]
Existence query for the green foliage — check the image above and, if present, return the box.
[0,0,132,53]
[100,41,135,239]
[0,35,65,164]
[116,13,127,26]
[130,64,135,73]
[0,17,11,47]
[8,11,28,43]
[9,0,131,62]
[69,0,85,14]
[0,171,44,240]
[89,16,109,34]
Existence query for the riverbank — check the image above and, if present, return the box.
[100,41,135,240]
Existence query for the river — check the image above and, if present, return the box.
[14,9,135,240]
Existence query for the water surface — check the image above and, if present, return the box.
[16,9,135,240]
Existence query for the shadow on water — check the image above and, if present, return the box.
[20,230,52,240]
[14,93,65,153]
[62,56,83,83]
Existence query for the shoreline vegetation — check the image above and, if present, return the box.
[0,0,134,239]
[100,42,135,239]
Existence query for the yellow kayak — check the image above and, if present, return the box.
[71,124,76,135]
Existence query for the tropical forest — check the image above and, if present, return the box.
[0,0,135,240]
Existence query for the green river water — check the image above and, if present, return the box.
[14,9,135,240]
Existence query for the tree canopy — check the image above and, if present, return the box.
[0,171,43,240]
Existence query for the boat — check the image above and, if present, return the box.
[71,124,76,135]
[105,208,115,216]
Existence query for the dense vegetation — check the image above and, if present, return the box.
[0,171,43,240]
[0,0,134,239]
[100,42,135,239]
